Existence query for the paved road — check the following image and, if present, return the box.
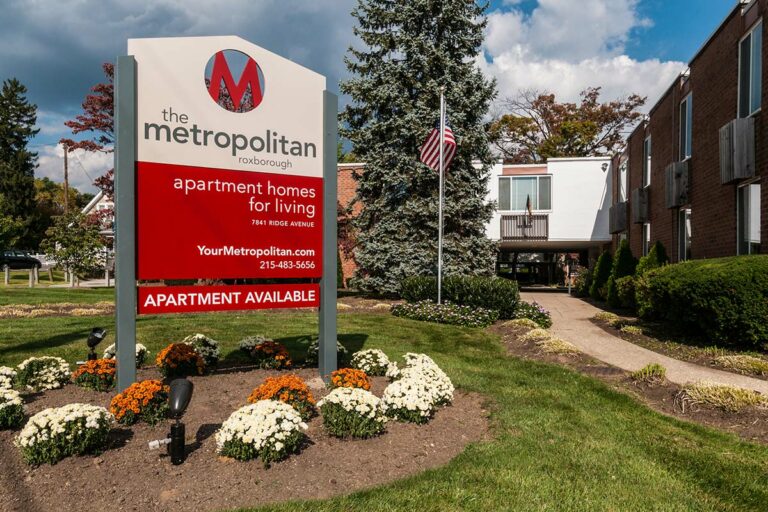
[521,291,768,394]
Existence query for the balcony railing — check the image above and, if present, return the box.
[609,201,628,234]
[500,214,549,241]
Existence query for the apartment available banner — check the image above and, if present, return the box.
[128,36,325,313]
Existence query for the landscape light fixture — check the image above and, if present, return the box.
[86,327,106,361]
[148,378,194,465]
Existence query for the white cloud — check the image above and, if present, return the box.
[483,0,684,106]
[36,144,112,195]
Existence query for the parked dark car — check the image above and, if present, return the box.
[1,250,41,270]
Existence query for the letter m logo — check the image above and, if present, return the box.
[206,50,264,113]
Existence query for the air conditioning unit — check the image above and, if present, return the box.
[631,187,649,224]
[665,161,689,208]
[719,117,755,183]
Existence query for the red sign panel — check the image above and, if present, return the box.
[138,283,319,315]
[136,162,322,280]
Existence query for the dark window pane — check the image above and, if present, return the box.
[539,176,551,210]
[740,34,752,117]
[499,177,510,210]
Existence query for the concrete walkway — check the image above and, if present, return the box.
[521,291,768,394]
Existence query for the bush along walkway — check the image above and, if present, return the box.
[522,292,768,395]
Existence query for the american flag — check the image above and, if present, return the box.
[419,120,456,171]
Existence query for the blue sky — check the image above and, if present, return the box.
[0,0,740,192]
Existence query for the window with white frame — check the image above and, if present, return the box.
[498,176,552,211]
[643,136,652,187]
[680,94,692,160]
[739,20,763,118]
[737,182,761,254]
[678,208,692,261]
[642,223,651,256]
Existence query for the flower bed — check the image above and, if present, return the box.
[247,375,315,420]
[350,349,391,376]
[391,300,499,328]
[0,366,17,390]
[317,387,387,438]
[72,359,117,392]
[249,340,292,370]
[110,379,170,426]
[156,343,205,378]
[16,356,71,391]
[0,389,24,429]
[15,403,113,465]
[395,353,454,406]
[380,378,438,424]
[183,333,221,367]
[216,400,307,467]
[103,343,149,367]
[329,368,371,390]
[239,335,272,353]
[514,301,552,328]
[305,337,348,366]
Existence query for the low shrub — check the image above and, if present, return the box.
[156,343,205,378]
[249,340,293,370]
[318,387,387,438]
[15,403,113,465]
[607,240,638,308]
[572,265,592,298]
[380,378,437,424]
[635,255,768,347]
[215,400,307,467]
[631,363,666,384]
[183,333,221,367]
[110,379,170,426]
[589,251,613,300]
[714,355,768,376]
[503,318,539,330]
[102,343,149,368]
[247,375,316,420]
[536,337,579,355]
[239,335,272,353]
[0,389,24,429]
[519,328,552,343]
[636,241,668,275]
[72,359,117,392]
[329,368,371,391]
[350,349,391,376]
[400,275,519,319]
[16,356,71,391]
[0,366,17,390]
[676,382,767,413]
[620,325,643,336]
[305,338,348,367]
[514,301,552,328]
[615,276,636,311]
[391,300,499,328]
[592,311,619,323]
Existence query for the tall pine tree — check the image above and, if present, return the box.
[0,78,38,248]
[342,0,497,294]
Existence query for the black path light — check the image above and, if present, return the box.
[86,327,107,361]
[149,378,194,465]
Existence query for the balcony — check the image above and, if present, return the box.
[665,161,689,208]
[719,117,756,183]
[609,201,628,234]
[631,187,649,224]
[500,214,549,241]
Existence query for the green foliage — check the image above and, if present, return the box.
[41,212,103,282]
[572,265,592,298]
[514,301,552,328]
[607,240,637,308]
[342,0,497,294]
[337,248,344,289]
[636,256,768,347]
[636,241,669,275]
[400,275,519,319]
[615,276,636,310]
[0,214,23,249]
[391,300,499,328]
[319,401,385,438]
[715,355,768,376]
[305,337,348,367]
[589,251,612,300]
[631,363,666,383]
[677,382,767,413]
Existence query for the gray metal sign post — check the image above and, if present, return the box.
[318,91,338,381]
[114,55,138,391]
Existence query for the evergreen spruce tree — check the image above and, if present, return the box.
[606,239,637,307]
[636,241,669,275]
[589,250,613,301]
[341,0,497,294]
[0,78,38,247]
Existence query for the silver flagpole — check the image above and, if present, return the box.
[437,88,445,305]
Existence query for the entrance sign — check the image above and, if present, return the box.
[114,36,338,390]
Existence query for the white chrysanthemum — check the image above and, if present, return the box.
[350,349,391,376]
[305,338,348,365]
[380,378,438,422]
[16,357,71,391]
[239,335,272,352]
[318,387,387,422]
[0,366,17,390]
[215,400,307,455]
[389,353,454,406]
[0,388,23,411]
[102,343,149,366]
[183,333,220,366]
[14,403,112,449]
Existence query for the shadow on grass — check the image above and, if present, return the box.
[0,328,91,358]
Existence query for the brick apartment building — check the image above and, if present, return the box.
[611,0,765,261]
[337,163,364,286]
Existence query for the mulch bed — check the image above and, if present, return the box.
[493,323,768,446]
[0,367,489,512]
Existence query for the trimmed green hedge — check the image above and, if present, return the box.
[590,251,613,300]
[401,276,520,319]
[636,255,768,347]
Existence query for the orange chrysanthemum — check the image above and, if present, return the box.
[250,340,293,370]
[72,359,117,391]
[247,374,315,419]
[330,368,371,391]
[156,343,205,377]
[110,379,170,425]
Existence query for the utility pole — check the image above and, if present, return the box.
[63,145,70,214]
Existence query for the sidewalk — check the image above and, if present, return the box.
[521,292,768,394]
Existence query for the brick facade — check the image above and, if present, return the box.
[337,163,364,286]
[614,1,767,262]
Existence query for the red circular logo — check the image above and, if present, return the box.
[204,49,265,113]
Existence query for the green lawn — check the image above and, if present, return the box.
[1,291,768,510]
[3,269,68,287]
[0,286,114,306]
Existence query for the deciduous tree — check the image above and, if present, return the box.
[41,212,103,286]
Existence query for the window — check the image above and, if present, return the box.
[680,94,692,160]
[642,223,651,256]
[643,136,652,187]
[739,20,763,118]
[678,208,692,261]
[618,157,628,202]
[498,176,552,211]
[737,183,761,254]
